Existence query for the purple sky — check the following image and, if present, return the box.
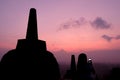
[0,0,120,63]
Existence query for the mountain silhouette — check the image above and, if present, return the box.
[0,8,60,80]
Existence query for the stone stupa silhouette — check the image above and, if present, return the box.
[64,55,76,80]
[0,8,60,80]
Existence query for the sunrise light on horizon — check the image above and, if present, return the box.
[0,0,120,63]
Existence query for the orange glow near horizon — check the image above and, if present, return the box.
[0,0,120,63]
[47,38,120,52]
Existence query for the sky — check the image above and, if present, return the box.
[0,0,120,64]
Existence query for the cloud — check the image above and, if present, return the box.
[58,17,112,31]
[102,35,120,42]
[91,17,111,29]
[58,17,86,31]
[115,35,120,40]
[102,35,113,42]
